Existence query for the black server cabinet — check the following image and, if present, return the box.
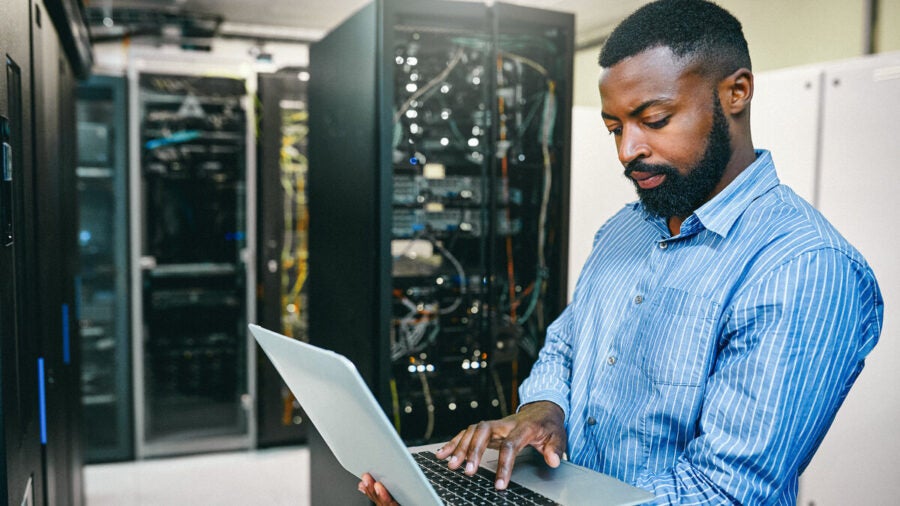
[308,0,572,502]
[31,2,85,500]
[51,55,84,506]
[75,75,132,463]
[134,73,254,457]
[1,0,45,503]
[1,0,90,504]
[256,70,310,447]
[0,0,43,502]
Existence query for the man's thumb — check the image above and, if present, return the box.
[542,444,562,468]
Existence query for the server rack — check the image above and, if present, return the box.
[129,65,257,457]
[1,0,44,502]
[31,2,85,501]
[308,0,572,501]
[75,75,132,463]
[256,69,310,447]
[1,0,90,503]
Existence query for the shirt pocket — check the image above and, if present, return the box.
[637,287,720,387]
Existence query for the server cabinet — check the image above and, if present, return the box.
[130,70,256,457]
[308,0,572,501]
[0,0,43,501]
[55,53,84,506]
[31,1,85,501]
[1,0,89,503]
[75,75,132,463]
[256,70,310,447]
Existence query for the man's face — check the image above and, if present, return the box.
[599,46,733,218]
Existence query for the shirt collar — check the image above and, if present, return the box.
[629,150,780,239]
[694,150,779,238]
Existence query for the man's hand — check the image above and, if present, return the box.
[435,401,566,490]
[355,401,566,501]
[359,472,398,506]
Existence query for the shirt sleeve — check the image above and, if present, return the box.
[517,300,576,426]
[516,219,618,425]
[635,248,883,504]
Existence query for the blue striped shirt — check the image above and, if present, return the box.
[519,150,883,505]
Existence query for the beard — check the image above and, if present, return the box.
[625,96,733,219]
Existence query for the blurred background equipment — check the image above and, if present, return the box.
[76,75,133,463]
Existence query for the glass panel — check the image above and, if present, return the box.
[137,73,249,444]
[76,76,132,461]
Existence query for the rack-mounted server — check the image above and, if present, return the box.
[308,0,572,501]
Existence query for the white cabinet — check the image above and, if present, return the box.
[797,52,900,506]
[751,65,822,203]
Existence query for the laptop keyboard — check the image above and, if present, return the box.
[413,451,562,505]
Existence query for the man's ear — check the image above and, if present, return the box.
[720,68,753,115]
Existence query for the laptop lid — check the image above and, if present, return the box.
[250,324,654,506]
[250,324,442,505]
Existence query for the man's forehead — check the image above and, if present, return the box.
[599,46,698,107]
[600,46,686,87]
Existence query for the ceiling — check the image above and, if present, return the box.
[88,0,648,46]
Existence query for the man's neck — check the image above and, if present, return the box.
[667,216,683,236]
[665,145,757,236]
[711,143,757,202]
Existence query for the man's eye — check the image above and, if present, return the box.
[645,117,670,129]
[607,127,622,136]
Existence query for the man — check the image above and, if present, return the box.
[361,0,883,503]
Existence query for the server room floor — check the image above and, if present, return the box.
[84,445,310,505]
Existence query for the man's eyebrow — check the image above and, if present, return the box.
[601,98,674,121]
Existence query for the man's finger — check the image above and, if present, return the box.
[492,438,525,490]
[435,430,465,460]
[373,482,398,506]
[463,420,502,475]
[359,473,374,492]
[491,422,537,490]
[448,425,477,470]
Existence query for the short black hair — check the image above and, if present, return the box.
[598,0,751,80]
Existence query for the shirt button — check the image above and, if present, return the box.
[587,416,597,426]
[607,356,617,365]
[659,241,668,250]
[634,295,643,305]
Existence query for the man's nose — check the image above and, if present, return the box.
[617,125,650,166]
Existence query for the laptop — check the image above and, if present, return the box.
[249,324,654,506]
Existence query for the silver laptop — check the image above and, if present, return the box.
[250,324,654,506]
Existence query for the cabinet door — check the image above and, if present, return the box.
[0,1,44,503]
[76,75,133,463]
[751,65,822,203]
[799,53,900,506]
[32,15,80,504]
[256,71,309,447]
[133,71,254,458]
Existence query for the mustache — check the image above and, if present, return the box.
[623,160,678,179]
